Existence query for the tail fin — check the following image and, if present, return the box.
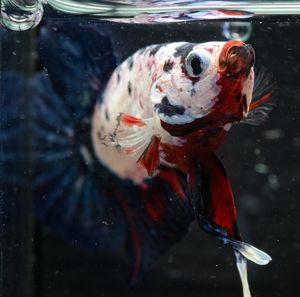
[38,21,116,108]
[30,72,127,249]
[29,21,126,249]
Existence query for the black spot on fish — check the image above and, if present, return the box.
[128,81,132,96]
[149,44,165,56]
[127,56,134,70]
[174,43,195,60]
[154,96,185,117]
[105,108,110,121]
[190,88,196,96]
[117,72,120,83]
[163,59,174,72]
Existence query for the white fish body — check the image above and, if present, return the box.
[92,41,230,182]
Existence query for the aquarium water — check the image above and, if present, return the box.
[0,1,300,297]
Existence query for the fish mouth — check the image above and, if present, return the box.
[219,41,255,79]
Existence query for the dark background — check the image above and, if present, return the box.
[1,17,300,297]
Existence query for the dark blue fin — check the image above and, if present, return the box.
[30,70,127,250]
[31,22,128,249]
[38,21,117,110]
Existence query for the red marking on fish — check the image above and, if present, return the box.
[120,114,146,127]
[205,47,214,54]
[156,84,164,92]
[138,135,161,176]
[160,127,227,173]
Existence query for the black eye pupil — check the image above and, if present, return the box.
[190,56,202,76]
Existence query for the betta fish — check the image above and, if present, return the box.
[0,23,273,297]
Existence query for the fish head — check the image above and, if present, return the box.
[151,41,255,136]
[217,40,255,118]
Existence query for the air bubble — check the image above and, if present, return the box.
[255,163,269,174]
[222,21,252,42]
[1,0,45,31]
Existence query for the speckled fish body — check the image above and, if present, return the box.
[92,41,254,181]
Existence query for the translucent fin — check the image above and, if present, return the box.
[194,211,271,265]
[233,240,272,265]
[252,67,275,102]
[235,251,252,297]
[101,113,154,158]
[240,103,274,126]
[241,67,276,126]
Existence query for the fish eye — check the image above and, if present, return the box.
[185,52,210,78]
